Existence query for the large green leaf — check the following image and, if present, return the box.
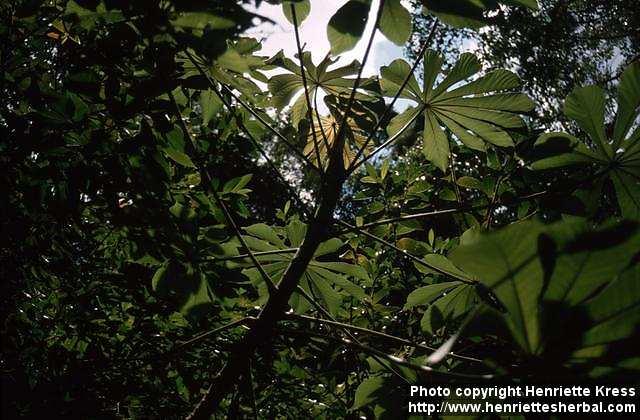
[199,89,222,126]
[352,375,386,410]
[563,259,640,377]
[327,0,413,54]
[267,51,377,126]
[404,281,462,310]
[228,221,369,314]
[451,221,546,354]
[180,37,269,104]
[530,132,603,169]
[327,0,370,55]
[451,218,640,366]
[282,0,310,25]
[378,0,413,45]
[532,63,640,219]
[580,264,640,350]
[543,220,640,305]
[381,51,533,171]
[564,86,612,158]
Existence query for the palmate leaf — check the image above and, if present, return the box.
[450,218,640,372]
[405,254,477,334]
[450,221,546,353]
[227,221,370,315]
[180,37,270,111]
[327,0,412,55]
[303,112,372,169]
[266,51,378,126]
[573,265,640,375]
[380,50,534,171]
[152,261,214,317]
[532,63,640,219]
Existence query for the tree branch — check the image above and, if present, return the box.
[345,190,550,231]
[174,317,256,353]
[348,19,439,172]
[335,219,475,284]
[167,90,278,295]
[349,104,427,173]
[184,3,387,416]
[231,111,313,220]
[335,0,386,166]
[184,49,314,221]
[280,328,495,381]
[207,248,299,262]
[285,313,482,364]
[291,4,323,173]
[293,286,410,384]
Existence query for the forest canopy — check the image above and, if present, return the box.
[1,0,639,418]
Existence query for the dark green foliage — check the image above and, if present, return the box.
[1,0,638,419]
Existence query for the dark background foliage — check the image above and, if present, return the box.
[1,0,638,418]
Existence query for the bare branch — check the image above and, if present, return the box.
[484,173,506,228]
[229,110,313,219]
[349,104,426,172]
[449,147,463,204]
[335,0,387,167]
[174,317,256,353]
[207,248,299,262]
[211,189,279,294]
[345,190,550,231]
[245,360,259,420]
[183,49,314,220]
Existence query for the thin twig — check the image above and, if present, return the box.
[335,219,475,284]
[484,174,505,227]
[182,52,317,219]
[281,328,495,380]
[449,148,463,204]
[294,286,410,384]
[314,89,331,152]
[230,112,313,220]
[168,90,278,295]
[285,313,482,364]
[349,104,427,172]
[173,317,256,353]
[291,4,323,173]
[207,248,299,262]
[210,189,279,294]
[335,0,387,168]
[245,359,259,420]
[345,190,550,231]
[348,19,439,172]
[184,49,319,173]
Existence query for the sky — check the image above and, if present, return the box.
[245,0,406,79]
